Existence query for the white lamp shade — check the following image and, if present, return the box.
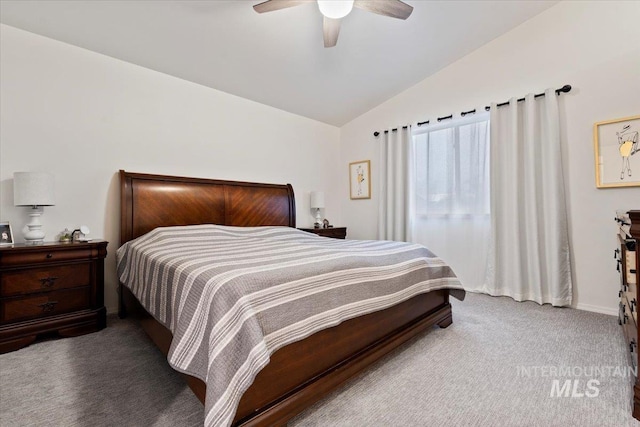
[310,191,325,209]
[13,172,56,206]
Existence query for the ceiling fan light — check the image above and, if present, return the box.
[317,0,354,19]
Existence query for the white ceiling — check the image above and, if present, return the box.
[0,1,558,126]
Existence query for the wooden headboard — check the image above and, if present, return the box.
[119,170,296,245]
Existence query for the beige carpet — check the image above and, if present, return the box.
[1,293,637,427]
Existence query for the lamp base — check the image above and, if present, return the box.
[24,208,46,243]
[314,208,323,229]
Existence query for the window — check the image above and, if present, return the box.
[412,114,490,216]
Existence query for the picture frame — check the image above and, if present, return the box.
[0,222,14,245]
[594,115,640,188]
[349,160,371,200]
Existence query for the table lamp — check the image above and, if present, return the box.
[13,172,55,243]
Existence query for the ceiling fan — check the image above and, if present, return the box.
[253,0,413,48]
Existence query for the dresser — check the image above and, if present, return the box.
[298,227,347,239]
[0,240,108,353]
[616,210,640,419]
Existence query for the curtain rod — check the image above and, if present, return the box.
[373,84,571,137]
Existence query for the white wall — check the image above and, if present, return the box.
[2,1,638,317]
[339,1,640,315]
[0,24,341,313]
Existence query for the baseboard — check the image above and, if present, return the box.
[573,303,617,316]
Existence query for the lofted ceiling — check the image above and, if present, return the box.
[0,1,558,126]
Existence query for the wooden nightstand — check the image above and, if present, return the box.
[298,227,347,239]
[0,240,108,353]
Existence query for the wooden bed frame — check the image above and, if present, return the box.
[118,170,455,426]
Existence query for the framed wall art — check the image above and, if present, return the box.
[349,160,371,199]
[594,115,640,188]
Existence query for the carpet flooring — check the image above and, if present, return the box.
[1,293,638,427]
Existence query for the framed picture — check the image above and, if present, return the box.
[349,160,371,199]
[594,115,640,188]
[0,222,14,245]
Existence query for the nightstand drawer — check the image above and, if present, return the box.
[624,307,639,370]
[628,281,638,326]
[0,247,94,267]
[298,227,347,239]
[628,248,637,284]
[319,228,347,239]
[0,287,90,324]
[1,263,91,297]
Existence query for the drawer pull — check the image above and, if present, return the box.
[615,248,620,259]
[631,340,637,353]
[46,253,53,259]
[39,277,58,288]
[37,301,58,312]
[632,299,637,312]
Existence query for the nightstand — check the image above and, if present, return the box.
[298,227,347,239]
[0,240,108,353]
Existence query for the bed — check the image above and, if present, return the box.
[117,170,464,427]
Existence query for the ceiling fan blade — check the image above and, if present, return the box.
[253,0,308,14]
[323,17,341,48]
[353,0,413,20]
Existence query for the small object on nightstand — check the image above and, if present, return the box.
[71,225,91,242]
[298,227,347,239]
[58,228,72,243]
[322,218,331,228]
[0,222,14,246]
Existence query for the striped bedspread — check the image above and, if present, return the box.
[116,225,464,426]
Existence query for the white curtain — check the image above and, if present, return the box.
[378,126,412,241]
[411,114,491,290]
[482,89,573,306]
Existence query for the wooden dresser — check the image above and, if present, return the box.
[617,210,640,419]
[0,240,107,353]
[298,227,347,239]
